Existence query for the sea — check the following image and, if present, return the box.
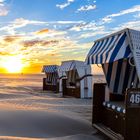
[0,73,106,91]
[0,74,45,90]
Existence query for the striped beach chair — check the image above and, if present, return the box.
[86,28,140,140]
[58,60,94,98]
[42,65,59,92]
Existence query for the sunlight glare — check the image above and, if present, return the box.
[2,57,24,73]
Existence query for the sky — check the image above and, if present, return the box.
[0,0,140,73]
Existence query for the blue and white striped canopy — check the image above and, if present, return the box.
[86,29,132,64]
[42,65,59,73]
[58,60,84,72]
[86,28,140,94]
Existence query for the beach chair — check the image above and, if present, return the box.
[58,60,93,98]
[42,65,59,93]
[85,28,140,140]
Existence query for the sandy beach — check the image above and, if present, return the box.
[0,74,106,140]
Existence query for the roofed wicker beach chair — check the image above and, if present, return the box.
[42,65,59,93]
[58,60,94,98]
[85,28,140,140]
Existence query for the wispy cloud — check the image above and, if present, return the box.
[77,4,96,12]
[36,29,49,35]
[114,20,140,31]
[3,35,22,43]
[56,0,74,9]
[0,18,47,35]
[134,12,140,18]
[101,5,140,24]
[0,0,9,16]
[22,40,59,48]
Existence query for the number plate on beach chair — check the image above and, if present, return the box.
[127,89,140,107]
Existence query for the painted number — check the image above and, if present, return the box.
[130,94,140,104]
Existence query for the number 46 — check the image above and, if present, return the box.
[130,94,140,103]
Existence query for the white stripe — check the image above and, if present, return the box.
[97,37,113,63]
[90,41,102,64]
[118,60,127,94]
[93,39,107,64]
[114,37,129,61]
[102,35,119,63]
[106,33,124,62]
[110,61,118,93]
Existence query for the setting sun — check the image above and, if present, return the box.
[2,57,24,73]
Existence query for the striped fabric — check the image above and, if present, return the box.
[58,60,84,72]
[66,70,79,86]
[42,65,58,73]
[42,65,59,85]
[102,59,140,94]
[86,30,132,64]
[103,101,125,114]
[58,60,84,86]
[45,72,58,85]
[86,28,140,94]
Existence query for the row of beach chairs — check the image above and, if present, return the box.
[43,28,140,140]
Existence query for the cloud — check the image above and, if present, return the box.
[101,5,140,24]
[78,29,107,39]
[134,13,140,18]
[0,0,9,16]
[77,4,96,12]
[35,29,67,39]
[3,35,22,43]
[56,0,74,9]
[116,20,140,31]
[11,18,47,28]
[68,21,105,33]
[22,40,59,48]
[55,20,83,24]
[0,18,48,35]
[36,29,49,35]
[109,5,140,17]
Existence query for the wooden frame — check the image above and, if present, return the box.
[43,78,59,93]
[92,83,140,140]
[62,79,80,98]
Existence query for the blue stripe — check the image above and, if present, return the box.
[109,33,127,62]
[136,77,139,88]
[124,45,131,58]
[91,42,102,64]
[87,42,100,64]
[122,59,131,93]
[114,60,123,93]
[105,34,120,63]
[88,42,99,56]
[131,67,136,87]
[92,41,104,63]
[95,38,109,64]
[106,62,113,87]
[100,37,111,63]
[94,40,105,63]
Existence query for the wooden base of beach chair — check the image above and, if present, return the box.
[125,89,140,140]
[92,83,140,140]
[93,123,124,140]
[43,78,59,93]
[62,79,80,98]
[64,87,80,98]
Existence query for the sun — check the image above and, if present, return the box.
[3,57,24,73]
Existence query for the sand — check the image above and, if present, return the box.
[0,74,106,140]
